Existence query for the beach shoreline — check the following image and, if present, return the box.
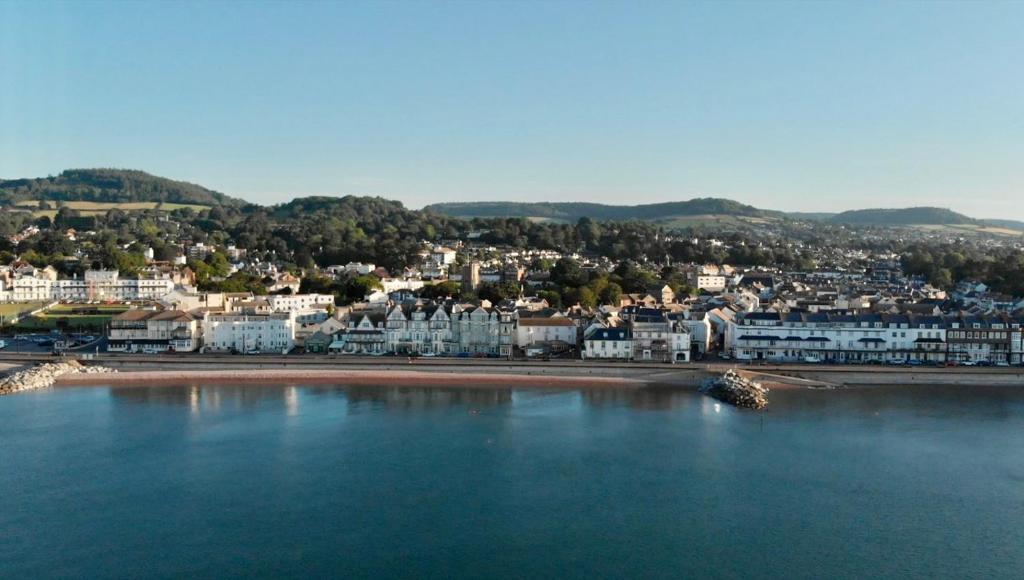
[56,368,652,389]
[47,362,1024,391]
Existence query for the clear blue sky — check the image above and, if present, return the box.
[1,1,1022,217]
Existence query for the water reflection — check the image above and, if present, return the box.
[582,385,695,410]
[111,383,305,412]
[107,381,1024,425]
[108,383,701,413]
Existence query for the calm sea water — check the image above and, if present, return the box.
[2,383,1023,579]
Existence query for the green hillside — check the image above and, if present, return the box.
[827,207,975,226]
[424,198,775,222]
[0,168,247,207]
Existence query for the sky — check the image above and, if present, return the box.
[1,1,1022,218]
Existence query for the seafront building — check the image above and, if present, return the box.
[581,308,692,362]
[108,309,200,353]
[201,310,296,354]
[726,312,1024,364]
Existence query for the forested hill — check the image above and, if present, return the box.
[827,207,977,226]
[423,198,776,222]
[0,169,247,207]
[426,199,1017,229]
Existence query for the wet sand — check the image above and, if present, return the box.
[56,368,650,389]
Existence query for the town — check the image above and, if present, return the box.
[2,200,1023,366]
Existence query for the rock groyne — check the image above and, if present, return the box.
[0,361,117,396]
[700,369,769,410]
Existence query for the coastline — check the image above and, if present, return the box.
[46,361,1024,390]
[56,368,651,389]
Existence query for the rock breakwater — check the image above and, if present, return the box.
[0,361,117,396]
[700,369,769,409]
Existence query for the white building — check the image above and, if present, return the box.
[334,262,375,275]
[582,327,632,360]
[696,275,727,292]
[726,312,951,363]
[266,293,334,312]
[0,269,175,302]
[431,247,457,265]
[202,311,296,353]
[53,270,175,301]
[515,318,577,349]
[1,276,53,302]
[380,277,425,294]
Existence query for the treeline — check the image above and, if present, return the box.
[0,194,819,279]
[900,243,1024,296]
[0,169,243,206]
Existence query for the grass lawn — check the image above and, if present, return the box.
[0,302,48,317]
[6,303,131,331]
[46,304,130,314]
[12,314,116,331]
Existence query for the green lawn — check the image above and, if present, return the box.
[11,314,114,331]
[6,303,130,331]
[45,304,130,315]
[0,302,47,317]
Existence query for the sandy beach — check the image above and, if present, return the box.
[56,368,651,389]
[11,353,1022,390]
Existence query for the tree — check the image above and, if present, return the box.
[576,287,597,309]
[551,257,586,287]
[599,282,622,306]
[420,281,460,300]
[204,251,232,277]
[537,290,562,308]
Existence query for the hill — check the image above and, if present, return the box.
[424,198,776,222]
[827,207,975,226]
[979,218,1024,231]
[0,169,247,207]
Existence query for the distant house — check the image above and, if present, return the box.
[647,284,676,305]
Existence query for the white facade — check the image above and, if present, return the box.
[0,270,174,302]
[431,247,457,265]
[380,278,425,294]
[726,312,951,363]
[696,275,727,292]
[266,293,334,312]
[202,311,296,353]
[679,318,712,354]
[582,328,632,360]
[1,277,53,302]
[514,319,577,348]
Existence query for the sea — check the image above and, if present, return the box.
[2,382,1023,579]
